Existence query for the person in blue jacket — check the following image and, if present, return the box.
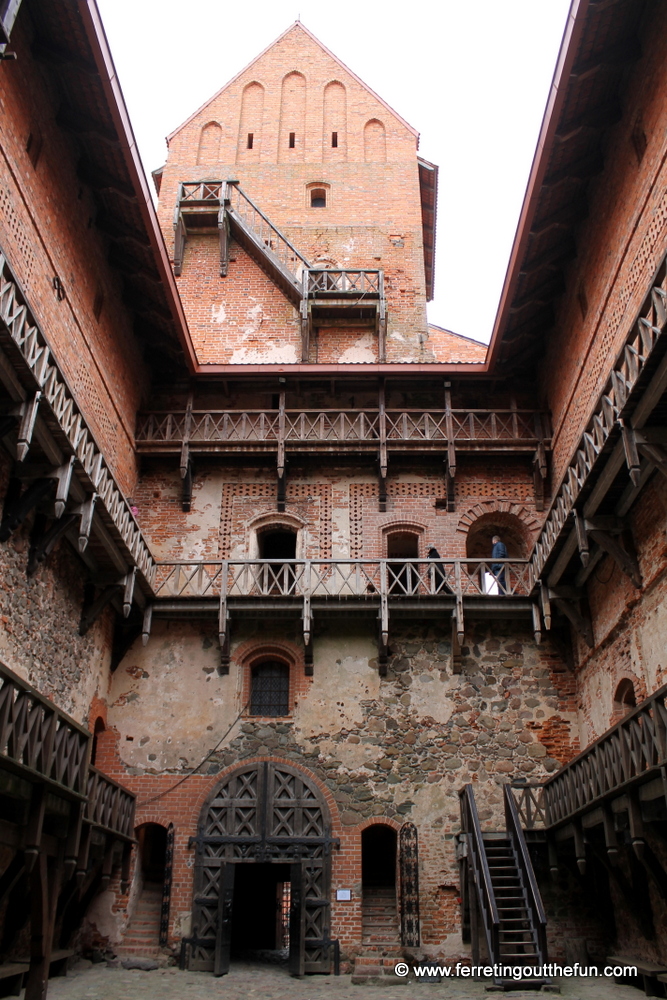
[491,534,508,594]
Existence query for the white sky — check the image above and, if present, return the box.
[96,0,572,344]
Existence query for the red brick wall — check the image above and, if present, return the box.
[157,23,430,365]
[0,20,148,495]
[541,7,667,490]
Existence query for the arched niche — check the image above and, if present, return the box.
[465,511,532,559]
[197,121,222,165]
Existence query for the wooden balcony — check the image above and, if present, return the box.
[145,558,541,675]
[510,685,667,908]
[85,766,135,842]
[136,406,550,457]
[513,683,667,834]
[0,661,90,801]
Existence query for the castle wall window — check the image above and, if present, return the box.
[247,132,254,149]
[310,188,327,208]
[250,660,290,717]
[331,131,338,148]
[289,131,296,149]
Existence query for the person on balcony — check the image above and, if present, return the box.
[427,545,451,594]
[491,535,508,594]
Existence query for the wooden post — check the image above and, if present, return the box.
[16,391,42,462]
[218,182,229,276]
[377,271,387,362]
[300,271,310,362]
[378,380,387,512]
[277,386,286,511]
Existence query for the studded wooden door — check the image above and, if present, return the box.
[399,822,420,946]
[189,761,336,974]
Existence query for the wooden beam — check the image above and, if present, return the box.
[586,524,642,588]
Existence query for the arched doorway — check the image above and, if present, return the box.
[361,825,399,946]
[612,678,637,722]
[189,762,335,976]
[386,530,420,595]
[258,527,297,594]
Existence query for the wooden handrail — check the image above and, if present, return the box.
[459,784,499,962]
[504,785,548,962]
[0,661,90,799]
[511,683,667,830]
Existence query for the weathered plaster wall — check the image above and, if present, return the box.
[106,617,572,956]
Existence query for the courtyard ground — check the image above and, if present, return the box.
[41,962,647,1000]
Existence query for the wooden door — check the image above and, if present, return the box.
[288,862,305,976]
[213,863,235,976]
[399,822,420,946]
[189,762,335,973]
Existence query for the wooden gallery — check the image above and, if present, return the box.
[1,0,667,995]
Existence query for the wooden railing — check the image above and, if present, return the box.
[503,785,548,964]
[0,662,90,799]
[152,558,533,601]
[85,766,136,841]
[512,683,667,830]
[306,269,383,298]
[459,784,500,965]
[136,408,548,448]
[226,183,310,279]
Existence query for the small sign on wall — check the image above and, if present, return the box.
[336,889,351,901]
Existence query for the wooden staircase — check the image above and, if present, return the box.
[116,882,163,959]
[460,784,550,989]
[483,834,541,965]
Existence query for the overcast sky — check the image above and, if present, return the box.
[95,0,572,344]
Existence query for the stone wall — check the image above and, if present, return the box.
[102,615,572,955]
[0,450,111,725]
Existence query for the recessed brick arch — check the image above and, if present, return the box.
[458,501,540,558]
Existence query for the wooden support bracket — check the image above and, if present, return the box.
[533,439,548,512]
[451,611,462,674]
[585,519,642,588]
[0,475,55,542]
[377,286,387,363]
[79,581,123,635]
[550,588,594,647]
[218,194,229,277]
[16,392,42,462]
[573,821,586,876]
[539,581,552,630]
[75,492,96,553]
[122,567,137,618]
[173,208,186,276]
[27,512,77,575]
[53,456,75,518]
[100,835,114,891]
[64,802,84,882]
[532,603,542,644]
[574,509,589,567]
[181,460,193,513]
[302,563,312,648]
[377,619,388,678]
[619,419,641,486]
[142,604,153,646]
[636,436,667,480]
[25,786,46,874]
[378,380,387,512]
[602,804,619,865]
[548,838,558,879]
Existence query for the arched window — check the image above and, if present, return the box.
[310,187,327,208]
[91,716,105,766]
[613,679,637,720]
[250,660,290,717]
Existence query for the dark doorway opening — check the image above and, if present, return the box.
[231,862,292,959]
[259,529,297,559]
[258,529,297,594]
[386,532,419,595]
[138,823,167,883]
[362,825,397,886]
[91,716,105,766]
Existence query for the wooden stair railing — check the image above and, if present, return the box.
[459,784,550,987]
[503,785,548,968]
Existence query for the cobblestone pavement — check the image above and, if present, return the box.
[43,962,645,1000]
